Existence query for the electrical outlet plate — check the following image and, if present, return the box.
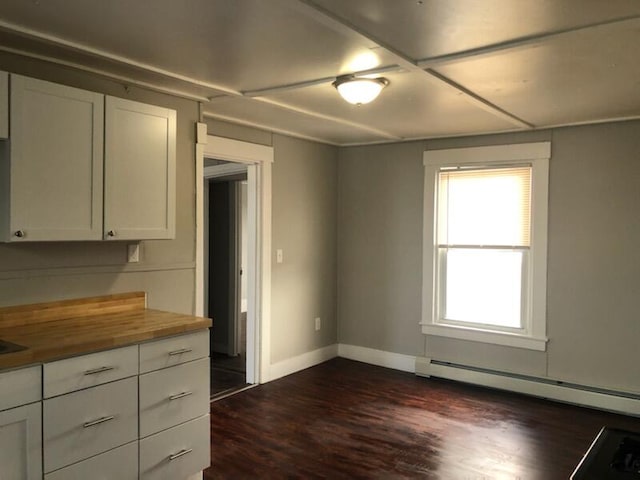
[315,317,321,331]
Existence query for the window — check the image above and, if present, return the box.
[422,143,550,351]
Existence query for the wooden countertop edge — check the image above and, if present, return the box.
[0,292,213,371]
[0,315,212,371]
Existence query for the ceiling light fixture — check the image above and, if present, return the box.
[332,75,389,106]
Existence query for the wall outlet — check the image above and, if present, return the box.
[127,243,140,263]
[276,249,283,264]
[315,317,321,331]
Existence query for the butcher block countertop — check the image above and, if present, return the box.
[0,292,212,371]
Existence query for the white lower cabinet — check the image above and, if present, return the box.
[43,376,138,473]
[0,329,211,479]
[140,414,210,480]
[45,441,138,480]
[0,402,42,480]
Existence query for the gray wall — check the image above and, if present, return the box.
[337,141,425,356]
[0,52,199,314]
[205,120,339,365]
[338,120,640,394]
[271,134,338,363]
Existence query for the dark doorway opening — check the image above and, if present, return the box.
[207,175,249,398]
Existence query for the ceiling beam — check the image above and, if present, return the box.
[206,92,403,141]
[203,112,340,146]
[253,97,403,140]
[292,0,533,129]
[242,64,404,98]
[417,14,640,68]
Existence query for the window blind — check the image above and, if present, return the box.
[438,166,531,247]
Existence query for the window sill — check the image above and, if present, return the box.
[421,323,548,351]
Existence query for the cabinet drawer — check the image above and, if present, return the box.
[45,441,138,480]
[140,330,209,373]
[43,376,138,473]
[44,344,138,398]
[0,365,41,411]
[140,414,210,480]
[140,358,210,437]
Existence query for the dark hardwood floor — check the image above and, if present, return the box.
[204,358,640,479]
[210,352,248,397]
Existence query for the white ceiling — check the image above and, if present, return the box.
[0,0,639,146]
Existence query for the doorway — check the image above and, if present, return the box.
[206,163,249,397]
[196,131,274,390]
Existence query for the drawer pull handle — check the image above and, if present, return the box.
[168,348,192,356]
[83,415,115,428]
[169,391,193,401]
[84,366,115,375]
[168,449,193,461]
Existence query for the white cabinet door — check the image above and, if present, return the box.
[0,71,7,139]
[104,96,176,240]
[3,75,104,241]
[0,402,42,480]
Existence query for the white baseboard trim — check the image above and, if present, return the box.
[268,344,338,382]
[338,344,416,373]
[421,359,640,416]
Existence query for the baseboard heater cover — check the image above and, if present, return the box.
[415,358,640,417]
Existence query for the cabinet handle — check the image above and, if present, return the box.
[14,230,25,238]
[107,230,115,237]
[169,391,193,401]
[168,348,192,356]
[84,366,115,376]
[83,415,115,428]
[168,449,193,461]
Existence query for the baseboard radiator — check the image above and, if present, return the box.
[415,357,640,417]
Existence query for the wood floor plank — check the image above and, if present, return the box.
[205,358,640,479]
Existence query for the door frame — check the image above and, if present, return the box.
[195,125,273,384]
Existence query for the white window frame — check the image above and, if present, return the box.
[421,142,550,351]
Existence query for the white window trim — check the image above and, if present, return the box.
[421,142,550,351]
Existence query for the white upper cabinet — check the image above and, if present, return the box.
[0,74,177,242]
[1,75,104,242]
[104,97,176,240]
[0,71,7,139]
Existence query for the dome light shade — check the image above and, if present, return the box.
[332,76,389,105]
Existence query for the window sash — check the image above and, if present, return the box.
[437,166,532,248]
[436,247,529,333]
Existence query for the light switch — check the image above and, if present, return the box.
[127,243,140,263]
[276,249,283,263]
